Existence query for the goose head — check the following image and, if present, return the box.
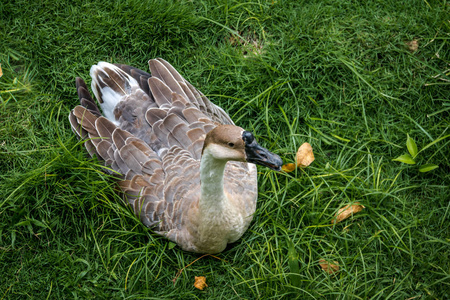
[202,125,283,171]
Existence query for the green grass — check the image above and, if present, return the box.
[1,0,449,298]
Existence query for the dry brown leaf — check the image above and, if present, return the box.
[0,63,3,78]
[194,276,207,290]
[319,259,339,274]
[282,163,296,173]
[405,40,419,52]
[296,142,315,167]
[333,203,365,224]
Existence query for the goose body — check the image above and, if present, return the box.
[69,59,282,254]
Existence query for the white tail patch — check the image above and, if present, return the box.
[90,62,139,125]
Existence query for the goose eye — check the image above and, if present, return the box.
[228,142,235,147]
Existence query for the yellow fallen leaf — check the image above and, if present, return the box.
[282,163,296,172]
[405,40,419,52]
[0,63,2,77]
[319,259,339,274]
[296,142,314,167]
[194,276,207,290]
[333,203,365,224]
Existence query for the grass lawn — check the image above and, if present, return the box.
[1,0,449,298]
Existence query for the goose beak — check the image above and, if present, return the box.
[242,131,283,171]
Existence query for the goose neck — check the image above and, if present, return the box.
[199,148,228,207]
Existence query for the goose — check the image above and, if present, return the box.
[69,58,282,254]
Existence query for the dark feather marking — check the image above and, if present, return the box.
[102,65,132,95]
[80,98,101,116]
[128,65,151,78]
[129,69,144,86]
[114,64,132,74]
[139,76,150,95]
[77,87,93,103]
[76,78,94,102]
[93,83,104,103]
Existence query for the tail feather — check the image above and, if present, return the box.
[115,63,152,97]
[90,62,140,124]
[76,77,101,117]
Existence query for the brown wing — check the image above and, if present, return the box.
[69,59,226,233]
[70,102,205,230]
